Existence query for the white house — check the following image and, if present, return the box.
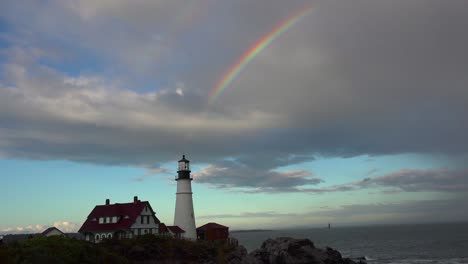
[41,227,65,237]
[78,196,160,242]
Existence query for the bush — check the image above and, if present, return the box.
[4,236,128,264]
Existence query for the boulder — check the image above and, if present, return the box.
[226,244,249,264]
[235,237,362,264]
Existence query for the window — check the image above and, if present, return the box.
[108,234,112,239]
[106,217,110,223]
[144,229,148,234]
[147,215,150,224]
[99,218,104,224]
[95,234,100,240]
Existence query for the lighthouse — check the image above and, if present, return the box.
[173,155,197,239]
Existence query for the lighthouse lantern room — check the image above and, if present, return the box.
[177,155,192,180]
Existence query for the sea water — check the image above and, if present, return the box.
[230,223,468,264]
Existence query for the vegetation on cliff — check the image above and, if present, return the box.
[0,235,362,264]
[0,235,233,264]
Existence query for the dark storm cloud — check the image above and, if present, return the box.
[0,0,467,186]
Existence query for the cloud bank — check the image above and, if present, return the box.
[0,0,467,196]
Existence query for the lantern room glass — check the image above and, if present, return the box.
[178,161,189,171]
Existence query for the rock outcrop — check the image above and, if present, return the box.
[230,237,363,264]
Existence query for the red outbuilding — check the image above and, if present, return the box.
[196,222,229,241]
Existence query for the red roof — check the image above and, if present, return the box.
[197,222,228,231]
[167,225,185,233]
[159,223,169,233]
[79,200,159,233]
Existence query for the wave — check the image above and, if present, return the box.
[372,257,468,264]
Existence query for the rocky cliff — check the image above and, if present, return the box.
[227,237,364,264]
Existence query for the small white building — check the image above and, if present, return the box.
[158,223,185,239]
[78,196,160,243]
[41,227,65,237]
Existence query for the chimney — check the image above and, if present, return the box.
[105,199,110,205]
[134,196,138,203]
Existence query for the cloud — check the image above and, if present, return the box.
[1,224,45,235]
[198,211,298,219]
[210,168,468,194]
[194,156,322,192]
[133,166,170,182]
[0,0,467,175]
[357,169,468,192]
[366,168,378,176]
[320,168,468,194]
[52,221,79,233]
[198,198,468,226]
[0,221,79,235]
[0,47,279,166]
[316,198,468,224]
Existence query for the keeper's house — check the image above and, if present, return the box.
[79,196,160,242]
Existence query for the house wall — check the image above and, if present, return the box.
[87,232,114,242]
[206,228,229,241]
[169,231,182,239]
[85,230,135,242]
[44,229,63,237]
[130,204,159,235]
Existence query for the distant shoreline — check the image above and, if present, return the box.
[230,229,273,233]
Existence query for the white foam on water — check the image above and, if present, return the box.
[385,257,468,264]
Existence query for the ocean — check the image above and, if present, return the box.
[230,222,468,264]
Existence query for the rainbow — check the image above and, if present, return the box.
[209,5,313,104]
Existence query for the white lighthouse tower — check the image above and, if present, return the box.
[173,155,197,239]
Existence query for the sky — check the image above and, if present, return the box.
[1,0,468,234]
